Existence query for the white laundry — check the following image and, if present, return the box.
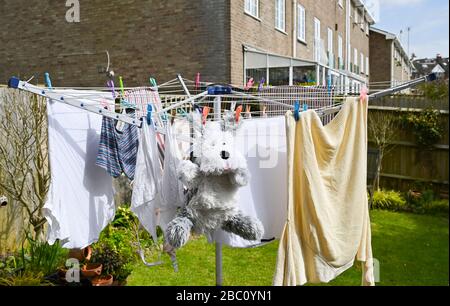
[44,98,115,249]
[212,117,288,248]
[131,122,184,243]
[160,122,186,228]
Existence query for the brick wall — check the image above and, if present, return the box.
[229,0,370,85]
[229,0,294,85]
[369,31,392,88]
[0,0,230,87]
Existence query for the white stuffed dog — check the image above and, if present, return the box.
[166,112,264,249]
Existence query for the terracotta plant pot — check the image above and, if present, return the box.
[91,274,113,286]
[81,263,103,278]
[68,246,92,262]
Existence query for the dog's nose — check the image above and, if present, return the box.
[221,151,230,160]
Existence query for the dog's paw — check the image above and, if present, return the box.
[166,217,193,249]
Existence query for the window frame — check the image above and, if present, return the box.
[338,34,343,68]
[275,0,286,32]
[244,0,259,19]
[297,4,306,43]
[360,52,364,74]
[314,17,321,63]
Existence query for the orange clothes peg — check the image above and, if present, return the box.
[235,105,243,122]
[202,106,210,125]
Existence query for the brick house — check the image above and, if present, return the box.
[0,0,374,92]
[412,54,449,80]
[369,27,413,92]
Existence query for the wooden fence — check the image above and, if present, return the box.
[368,96,449,197]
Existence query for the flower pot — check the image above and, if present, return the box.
[91,274,113,286]
[81,263,103,278]
[68,246,92,262]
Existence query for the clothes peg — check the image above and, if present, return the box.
[244,78,254,91]
[195,73,201,90]
[107,79,116,99]
[119,76,125,96]
[327,75,332,93]
[150,78,157,88]
[258,78,265,92]
[146,104,153,126]
[202,106,210,125]
[235,105,243,123]
[303,104,309,112]
[262,105,268,118]
[44,72,53,90]
[360,86,368,103]
[294,101,300,122]
[245,105,252,119]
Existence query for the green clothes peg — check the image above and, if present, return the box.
[119,76,125,96]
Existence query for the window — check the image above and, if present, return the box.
[366,56,369,75]
[365,22,369,35]
[245,0,259,18]
[314,17,321,62]
[338,0,343,8]
[361,16,365,30]
[327,28,333,67]
[275,0,286,31]
[355,8,359,24]
[327,28,333,53]
[297,4,306,42]
[354,48,358,72]
[360,52,364,73]
[338,35,343,68]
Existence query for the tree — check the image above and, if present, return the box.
[368,109,400,190]
[0,90,50,240]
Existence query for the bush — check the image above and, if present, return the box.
[372,190,407,211]
[407,190,449,216]
[421,200,449,216]
[91,224,138,283]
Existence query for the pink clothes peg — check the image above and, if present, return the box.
[360,86,368,103]
[244,78,254,90]
[195,73,201,90]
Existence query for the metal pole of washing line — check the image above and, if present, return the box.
[176,74,223,286]
[214,95,223,287]
[176,74,224,285]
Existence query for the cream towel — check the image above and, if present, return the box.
[273,97,375,286]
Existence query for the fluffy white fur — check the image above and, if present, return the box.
[166,120,264,249]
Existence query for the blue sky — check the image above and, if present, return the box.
[373,0,449,58]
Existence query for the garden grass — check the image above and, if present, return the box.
[127,210,449,286]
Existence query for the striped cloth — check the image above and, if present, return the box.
[96,116,139,180]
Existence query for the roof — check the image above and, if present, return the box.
[413,57,449,77]
[353,0,377,24]
[370,27,413,68]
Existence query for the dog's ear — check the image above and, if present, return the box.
[221,110,243,132]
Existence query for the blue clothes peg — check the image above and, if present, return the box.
[327,75,332,92]
[44,72,53,89]
[294,101,300,122]
[146,104,153,125]
[303,104,309,112]
[150,78,157,88]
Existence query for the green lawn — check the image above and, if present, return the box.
[127,210,449,286]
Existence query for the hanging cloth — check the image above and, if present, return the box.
[96,115,139,180]
[44,99,115,249]
[273,97,374,286]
